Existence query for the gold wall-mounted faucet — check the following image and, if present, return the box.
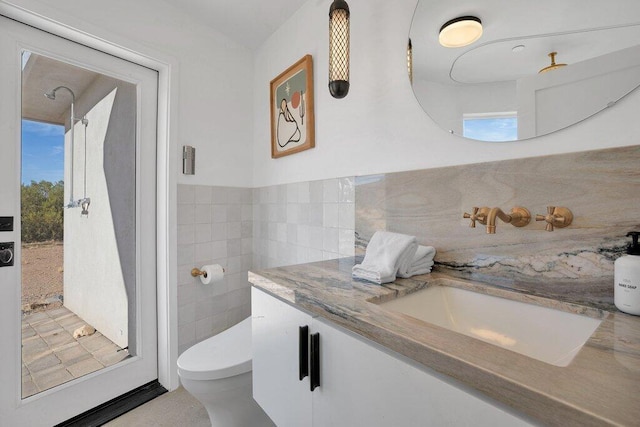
[535,206,573,231]
[486,206,531,234]
[463,207,490,228]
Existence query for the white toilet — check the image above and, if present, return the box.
[177,317,274,427]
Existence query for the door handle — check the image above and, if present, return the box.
[299,325,309,380]
[0,242,14,267]
[310,332,320,391]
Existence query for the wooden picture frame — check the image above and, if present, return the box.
[270,55,315,158]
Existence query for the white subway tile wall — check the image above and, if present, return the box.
[253,177,355,269]
[177,185,253,355]
[177,178,355,353]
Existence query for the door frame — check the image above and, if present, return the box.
[0,1,180,392]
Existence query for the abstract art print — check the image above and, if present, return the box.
[270,55,315,158]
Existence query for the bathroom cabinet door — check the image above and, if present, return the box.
[252,287,313,427]
[311,318,533,427]
[252,288,533,427]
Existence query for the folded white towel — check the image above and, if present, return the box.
[352,231,418,284]
[397,245,436,278]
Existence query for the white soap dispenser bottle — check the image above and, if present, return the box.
[614,231,640,316]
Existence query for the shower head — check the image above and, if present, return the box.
[44,86,76,102]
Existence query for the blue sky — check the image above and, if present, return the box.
[21,120,64,185]
[463,117,518,142]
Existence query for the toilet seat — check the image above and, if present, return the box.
[177,317,252,381]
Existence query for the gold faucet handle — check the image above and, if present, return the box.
[535,206,573,232]
[463,207,488,228]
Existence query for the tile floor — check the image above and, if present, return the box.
[104,387,210,427]
[21,306,129,398]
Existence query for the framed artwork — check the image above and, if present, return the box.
[270,55,315,158]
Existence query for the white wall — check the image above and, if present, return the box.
[64,81,131,349]
[517,45,640,139]
[413,80,516,136]
[6,0,255,188]
[251,0,640,187]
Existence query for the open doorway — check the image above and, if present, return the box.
[1,13,160,425]
[20,51,137,398]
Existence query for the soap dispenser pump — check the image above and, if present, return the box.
[614,231,640,315]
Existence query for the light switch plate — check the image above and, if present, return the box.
[183,145,195,175]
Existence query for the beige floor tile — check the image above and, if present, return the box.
[32,364,73,391]
[93,346,129,367]
[78,334,112,353]
[104,387,210,427]
[33,320,61,335]
[26,352,61,373]
[21,305,127,397]
[22,326,37,339]
[23,311,49,324]
[56,342,92,365]
[47,307,71,319]
[67,357,104,378]
[21,380,39,398]
[43,330,75,349]
[57,315,84,328]
[22,339,51,365]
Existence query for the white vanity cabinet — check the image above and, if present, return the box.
[252,287,314,427]
[252,287,533,427]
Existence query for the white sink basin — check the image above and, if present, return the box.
[377,285,603,367]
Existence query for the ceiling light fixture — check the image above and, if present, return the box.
[539,51,567,73]
[329,0,350,99]
[439,16,483,48]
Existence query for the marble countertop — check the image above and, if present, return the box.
[249,257,640,427]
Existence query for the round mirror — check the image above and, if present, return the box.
[409,0,640,142]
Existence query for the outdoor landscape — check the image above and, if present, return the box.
[21,180,64,313]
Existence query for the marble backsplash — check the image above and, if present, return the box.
[355,146,640,309]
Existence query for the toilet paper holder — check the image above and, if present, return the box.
[191,266,225,278]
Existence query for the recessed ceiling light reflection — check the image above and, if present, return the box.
[439,16,483,48]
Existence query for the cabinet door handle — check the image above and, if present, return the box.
[310,332,320,391]
[299,325,309,380]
